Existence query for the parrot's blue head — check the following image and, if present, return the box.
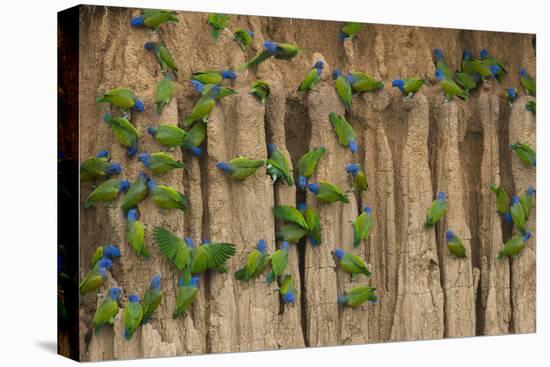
[146,179,157,190]
[210,85,222,98]
[191,80,204,94]
[463,50,473,60]
[138,152,151,166]
[247,30,255,37]
[480,49,489,60]
[490,65,501,76]
[391,79,405,91]
[512,196,520,205]
[151,275,161,289]
[98,257,113,269]
[130,16,145,27]
[144,42,155,51]
[283,291,296,304]
[127,144,138,158]
[314,61,324,70]
[190,276,200,287]
[519,68,528,77]
[202,239,211,244]
[216,161,233,173]
[433,48,444,61]
[346,74,355,84]
[334,249,345,260]
[190,147,202,156]
[503,212,512,224]
[446,230,455,242]
[267,143,277,154]
[348,139,357,153]
[119,180,130,192]
[96,150,110,159]
[257,239,267,253]
[345,163,360,176]
[364,207,372,214]
[297,202,307,211]
[306,183,320,194]
[184,237,194,248]
[437,192,446,201]
[297,176,307,190]
[507,87,518,99]
[282,241,290,249]
[106,162,122,175]
[337,294,347,305]
[221,70,237,80]
[137,172,149,181]
[338,31,348,42]
[128,294,140,303]
[523,232,532,241]
[332,69,341,80]
[99,267,107,278]
[147,126,158,136]
[109,287,122,300]
[435,69,444,81]
[103,112,112,123]
[263,41,278,54]
[127,208,138,222]
[104,244,121,259]
[527,187,536,196]
[133,99,145,112]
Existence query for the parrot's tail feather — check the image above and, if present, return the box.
[235,269,246,280]
[84,200,93,209]
[211,28,221,40]
[93,325,101,336]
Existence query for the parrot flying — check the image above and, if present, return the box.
[152,227,190,271]
[266,241,289,285]
[147,124,188,148]
[490,184,512,223]
[250,80,271,104]
[80,151,121,182]
[84,179,130,208]
[295,147,326,190]
[123,294,143,340]
[329,112,357,153]
[155,76,174,114]
[510,196,527,234]
[235,239,270,281]
[338,286,378,307]
[191,70,236,85]
[333,249,372,279]
[496,232,531,260]
[446,230,467,258]
[79,258,112,295]
[332,69,353,109]
[520,187,536,221]
[352,207,373,248]
[519,68,536,96]
[141,275,163,324]
[126,209,151,258]
[339,22,364,41]
[96,88,145,114]
[185,238,237,274]
[207,14,228,40]
[238,41,300,70]
[121,172,149,214]
[391,78,427,97]
[233,28,254,49]
[435,69,469,101]
[266,144,293,185]
[307,181,349,204]
[103,113,140,157]
[173,276,199,319]
[510,142,536,167]
[182,84,222,127]
[279,274,297,304]
[216,157,266,180]
[298,61,324,92]
[182,121,206,156]
[131,9,178,31]
[348,71,384,93]
[345,163,368,195]
[138,152,185,176]
[144,42,178,76]
[147,179,188,211]
[93,287,121,335]
[425,191,447,228]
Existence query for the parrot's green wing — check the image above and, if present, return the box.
[272,205,309,229]
[84,179,122,208]
[93,298,118,335]
[267,149,293,186]
[296,147,326,177]
[425,199,446,227]
[273,43,300,60]
[191,71,222,85]
[238,50,273,71]
[448,236,467,258]
[270,248,288,279]
[353,212,372,247]
[142,288,162,324]
[121,176,148,213]
[318,181,349,203]
[195,243,237,271]
[123,302,143,340]
[156,77,174,114]
[490,184,510,214]
[183,95,217,127]
[511,203,526,232]
[303,208,321,245]
[90,247,104,267]
[347,253,372,276]
[341,22,364,39]
[182,121,206,149]
[455,72,477,91]
[276,223,309,243]
[158,45,178,72]
[328,112,356,147]
[152,227,190,271]
[207,14,228,39]
[298,67,320,92]
[335,76,352,109]
[496,235,526,260]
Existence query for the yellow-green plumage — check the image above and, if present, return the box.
[155,77,174,114]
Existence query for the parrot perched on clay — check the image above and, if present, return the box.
[496,232,531,260]
[345,163,368,195]
[332,69,353,109]
[266,241,289,285]
[235,239,269,281]
[80,151,121,183]
[141,275,163,324]
[155,76,174,114]
[459,50,481,88]
[520,187,536,221]
[152,227,190,271]
[96,88,145,113]
[173,276,199,319]
[339,22,364,41]
[307,181,349,204]
[329,112,357,154]
[446,230,467,258]
[238,41,300,70]
[391,78,427,97]
[279,274,297,304]
[207,14,228,40]
[510,142,536,167]
[519,68,536,96]
[131,9,178,31]
[295,147,326,190]
[147,179,188,211]
[348,71,384,93]
[138,152,184,176]
[216,157,266,180]
[490,184,512,223]
[479,49,506,83]
[297,61,324,92]
[333,249,372,279]
[353,207,373,248]
[455,71,479,92]
[147,124,188,148]
[92,287,121,335]
[144,42,178,75]
[126,209,150,258]
[525,100,536,114]
[103,113,140,157]
[121,172,149,214]
[504,87,518,107]
[435,69,469,101]
[79,258,112,295]
[266,144,293,186]
[272,205,310,230]
[250,80,270,104]
[90,244,121,268]
[185,238,237,275]
[123,294,143,341]
[425,191,447,228]
[338,286,378,307]
[182,84,222,127]
[510,196,527,234]
[299,203,321,246]
[433,48,453,80]
[182,121,206,156]
[191,70,236,85]
[233,28,254,49]
[84,179,130,208]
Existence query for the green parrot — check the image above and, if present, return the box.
[233,28,254,49]
[479,49,507,83]
[433,48,453,80]
[525,100,536,114]
[102,113,140,157]
[345,163,368,195]
[131,9,178,31]
[90,244,121,268]
[147,124,188,148]
[391,78,428,97]
[155,76,174,115]
[93,287,121,335]
[147,179,188,211]
[445,230,467,258]
[307,181,349,204]
[338,286,378,307]
[348,71,384,93]
[79,258,112,295]
[329,112,357,154]
[126,209,151,258]
[460,50,481,88]
[120,172,149,214]
[238,41,300,70]
[191,70,236,85]
[250,80,270,104]
[276,223,309,244]
[80,150,121,183]
[182,121,206,156]
[496,232,531,260]
[84,179,130,208]
[332,69,353,109]
[182,84,221,127]
[279,274,297,304]
[235,240,269,281]
[503,87,518,107]
[520,187,536,221]
[300,203,322,246]
[186,238,237,274]
[425,191,447,228]
[216,157,266,180]
[333,249,372,279]
[490,184,511,223]
[144,42,178,75]
[207,14,228,40]
[123,294,143,340]
[340,22,364,41]
[96,88,145,113]
[510,196,526,234]
[353,207,373,248]
[152,227,190,271]
[272,205,310,230]
[173,276,199,319]
[141,276,163,324]
[138,152,185,176]
[298,61,324,92]
[510,142,536,167]
[520,68,536,96]
[455,71,478,91]
[273,203,319,245]
[266,144,293,186]
[296,147,326,190]
[435,69,469,101]
[266,241,289,285]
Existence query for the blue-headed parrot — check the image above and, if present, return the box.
[425,191,447,228]
[147,179,188,211]
[84,179,130,208]
[93,287,121,335]
[123,294,143,340]
[235,240,269,281]
[333,249,372,279]
[138,152,185,176]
